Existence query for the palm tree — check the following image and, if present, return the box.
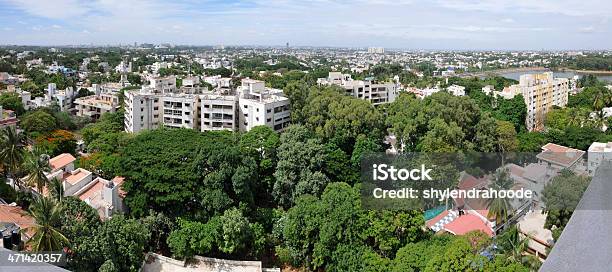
[487,190,512,225]
[48,178,64,202]
[488,169,513,225]
[24,197,69,251]
[23,150,51,194]
[0,126,27,189]
[501,226,541,271]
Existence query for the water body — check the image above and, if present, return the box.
[501,70,612,82]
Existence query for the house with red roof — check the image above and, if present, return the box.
[28,153,126,220]
[73,176,126,219]
[426,172,496,237]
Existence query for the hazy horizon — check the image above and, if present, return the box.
[1,0,611,50]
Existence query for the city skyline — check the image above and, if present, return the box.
[0,0,611,50]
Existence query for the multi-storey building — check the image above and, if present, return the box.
[74,92,120,120]
[317,72,397,105]
[367,47,385,54]
[124,79,290,133]
[124,89,161,133]
[161,93,199,129]
[200,92,238,131]
[148,75,177,93]
[517,72,569,131]
[74,90,120,121]
[237,79,291,132]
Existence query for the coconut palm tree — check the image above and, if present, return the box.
[23,150,51,194]
[24,197,69,251]
[487,190,512,226]
[501,226,541,271]
[0,126,27,189]
[48,177,64,203]
[488,169,513,225]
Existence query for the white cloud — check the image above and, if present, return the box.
[51,24,62,29]
[1,0,610,49]
[5,0,90,19]
[579,26,596,33]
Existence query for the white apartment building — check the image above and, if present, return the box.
[446,84,466,96]
[124,89,161,133]
[124,79,290,133]
[161,93,199,129]
[149,75,177,93]
[367,47,385,54]
[200,93,238,131]
[74,91,120,121]
[238,79,291,132]
[516,72,569,131]
[52,87,75,112]
[587,142,612,176]
[317,72,398,105]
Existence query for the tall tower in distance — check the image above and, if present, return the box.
[286,42,289,49]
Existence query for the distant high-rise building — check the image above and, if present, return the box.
[368,47,384,54]
[286,42,289,49]
[503,72,569,131]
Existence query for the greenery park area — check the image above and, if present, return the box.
[0,58,610,271]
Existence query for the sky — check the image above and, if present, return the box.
[0,0,611,50]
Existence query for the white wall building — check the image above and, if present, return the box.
[161,93,199,129]
[237,79,291,132]
[588,142,612,176]
[200,93,238,131]
[317,72,398,105]
[74,92,120,120]
[446,84,466,96]
[149,75,177,93]
[124,89,161,133]
[125,78,290,133]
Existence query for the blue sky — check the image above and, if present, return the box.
[0,0,610,49]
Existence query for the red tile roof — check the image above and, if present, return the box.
[443,213,494,237]
[49,153,76,171]
[426,210,449,228]
[0,204,35,237]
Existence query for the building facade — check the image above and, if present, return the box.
[124,79,290,133]
[518,72,569,131]
[317,72,398,105]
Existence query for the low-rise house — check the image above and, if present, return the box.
[0,204,35,249]
[0,107,18,129]
[537,143,586,174]
[426,172,495,237]
[587,142,612,176]
[446,84,466,96]
[74,176,126,219]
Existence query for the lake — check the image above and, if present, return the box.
[500,70,612,82]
